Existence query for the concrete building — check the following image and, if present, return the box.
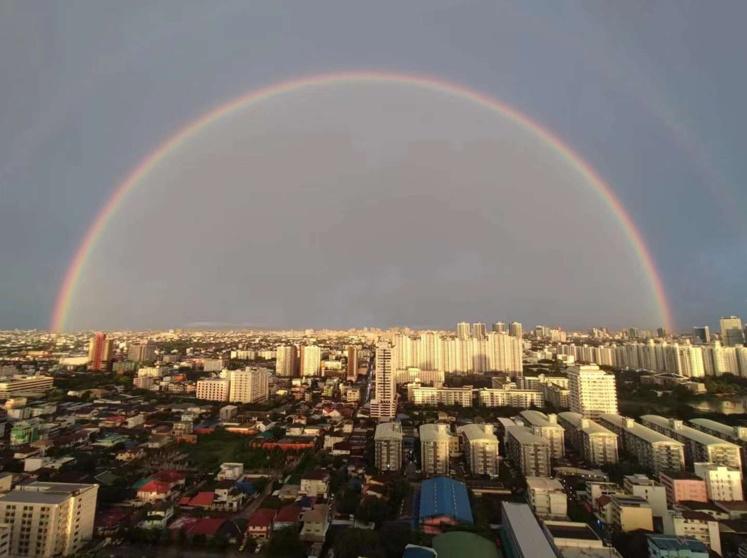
[228,367,270,403]
[275,345,298,377]
[374,422,403,472]
[558,411,618,466]
[0,376,54,399]
[623,475,667,518]
[299,345,321,377]
[478,386,544,408]
[720,315,745,346]
[458,424,499,476]
[371,342,397,419]
[641,415,742,469]
[195,378,230,402]
[0,482,98,557]
[662,510,721,556]
[410,385,473,407]
[420,424,452,476]
[501,502,556,558]
[346,346,358,381]
[693,462,744,501]
[659,471,708,506]
[690,417,747,468]
[610,495,654,532]
[505,426,552,477]
[647,535,709,558]
[568,365,618,418]
[127,341,155,363]
[87,332,113,371]
[526,477,567,519]
[597,415,685,474]
[519,410,565,459]
[543,521,623,558]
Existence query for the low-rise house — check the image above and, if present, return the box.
[247,508,276,541]
[273,504,303,530]
[300,470,330,498]
[300,504,330,543]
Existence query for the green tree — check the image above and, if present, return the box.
[266,527,305,558]
[333,528,386,558]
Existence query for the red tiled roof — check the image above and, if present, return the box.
[248,508,276,528]
[188,492,215,507]
[139,480,171,494]
[152,470,186,483]
[186,517,226,537]
[275,504,302,523]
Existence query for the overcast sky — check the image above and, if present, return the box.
[1,1,746,332]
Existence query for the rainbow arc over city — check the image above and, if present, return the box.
[50,70,673,332]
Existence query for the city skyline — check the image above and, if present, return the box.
[1,2,747,331]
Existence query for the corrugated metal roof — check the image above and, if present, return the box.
[419,476,473,525]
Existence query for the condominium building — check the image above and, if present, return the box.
[87,332,113,371]
[610,495,654,533]
[505,426,552,477]
[663,510,721,556]
[518,411,565,459]
[597,415,685,474]
[623,474,668,518]
[557,411,618,466]
[195,378,230,402]
[0,482,98,557]
[568,364,618,418]
[478,386,544,409]
[693,462,744,501]
[127,341,155,363]
[374,422,403,472]
[720,315,745,347]
[299,345,321,377]
[346,346,358,381]
[526,477,567,519]
[0,376,54,399]
[641,415,742,469]
[690,417,747,468]
[420,424,452,476]
[658,471,708,506]
[371,343,396,419]
[275,345,298,377]
[409,385,473,407]
[228,367,270,404]
[394,368,445,386]
[457,423,499,476]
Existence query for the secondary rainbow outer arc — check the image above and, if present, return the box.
[50,70,673,332]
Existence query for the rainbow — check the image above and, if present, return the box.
[50,70,673,332]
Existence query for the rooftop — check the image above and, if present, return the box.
[501,502,556,558]
[505,425,550,445]
[647,534,708,553]
[419,476,473,525]
[642,415,741,449]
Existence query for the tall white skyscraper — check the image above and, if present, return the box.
[457,322,471,340]
[229,367,270,403]
[299,345,321,377]
[568,364,618,418]
[720,316,745,347]
[275,345,298,377]
[493,322,506,333]
[509,321,523,339]
[472,322,487,339]
[371,342,396,419]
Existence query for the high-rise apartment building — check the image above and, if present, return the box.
[229,367,270,404]
[346,346,358,381]
[456,322,471,340]
[509,321,523,339]
[127,341,155,363]
[87,332,113,371]
[568,364,618,418]
[458,423,499,476]
[505,426,552,477]
[720,316,745,346]
[472,322,487,340]
[0,482,98,557]
[420,423,451,475]
[299,345,321,377]
[693,326,711,344]
[370,342,396,419]
[195,379,230,402]
[519,411,565,459]
[557,412,618,466]
[493,322,506,333]
[374,422,403,472]
[275,345,298,377]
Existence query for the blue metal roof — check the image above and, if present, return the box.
[418,476,473,525]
